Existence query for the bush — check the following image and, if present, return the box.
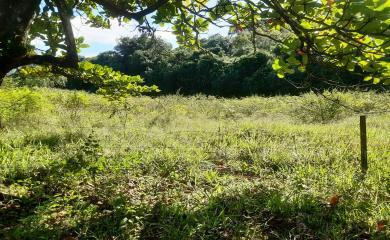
[63,92,90,120]
[291,91,344,124]
[0,88,47,128]
[5,72,67,88]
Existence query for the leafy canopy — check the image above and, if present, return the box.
[1,0,389,86]
[18,62,160,101]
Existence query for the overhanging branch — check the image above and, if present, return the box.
[53,0,79,66]
[92,0,169,21]
[18,55,76,69]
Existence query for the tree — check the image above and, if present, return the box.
[114,34,172,75]
[1,0,389,86]
[200,34,231,56]
[91,51,123,72]
[31,33,381,96]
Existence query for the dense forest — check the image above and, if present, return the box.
[6,33,385,97]
[91,33,385,96]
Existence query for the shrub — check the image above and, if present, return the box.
[0,88,46,128]
[63,92,90,120]
[291,91,344,124]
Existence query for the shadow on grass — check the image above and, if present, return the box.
[138,190,322,240]
[138,188,388,240]
[1,185,388,240]
[0,145,95,238]
[23,131,87,150]
[1,140,387,240]
[0,193,39,234]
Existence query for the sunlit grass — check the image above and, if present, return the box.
[0,88,389,239]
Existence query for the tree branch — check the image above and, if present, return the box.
[17,55,76,69]
[92,0,169,21]
[53,0,79,66]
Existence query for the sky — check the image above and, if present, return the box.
[33,0,229,57]
[71,17,230,57]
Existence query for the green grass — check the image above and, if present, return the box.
[0,88,389,239]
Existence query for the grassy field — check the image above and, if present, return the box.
[0,88,389,239]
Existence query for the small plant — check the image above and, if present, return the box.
[63,92,90,120]
[291,91,344,124]
[148,108,175,127]
[66,131,102,170]
[0,88,46,128]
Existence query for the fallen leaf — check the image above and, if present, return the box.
[376,220,387,232]
[327,194,341,207]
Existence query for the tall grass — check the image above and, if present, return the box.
[0,88,389,239]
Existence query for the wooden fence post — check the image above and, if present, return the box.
[360,115,368,174]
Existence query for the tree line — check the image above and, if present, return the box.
[86,33,376,97]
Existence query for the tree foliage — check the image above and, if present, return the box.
[0,0,389,87]
[16,61,159,99]
[91,34,379,97]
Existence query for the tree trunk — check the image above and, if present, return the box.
[53,0,79,65]
[0,0,41,80]
[0,70,6,86]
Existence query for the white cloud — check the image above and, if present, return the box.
[71,17,178,47]
[32,16,229,56]
[71,17,137,45]
[155,29,178,46]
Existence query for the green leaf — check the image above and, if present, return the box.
[298,65,306,72]
[277,72,285,78]
[287,56,301,66]
[375,38,385,45]
[363,76,372,81]
[301,21,312,29]
[347,62,355,71]
[272,59,282,70]
[302,55,308,65]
